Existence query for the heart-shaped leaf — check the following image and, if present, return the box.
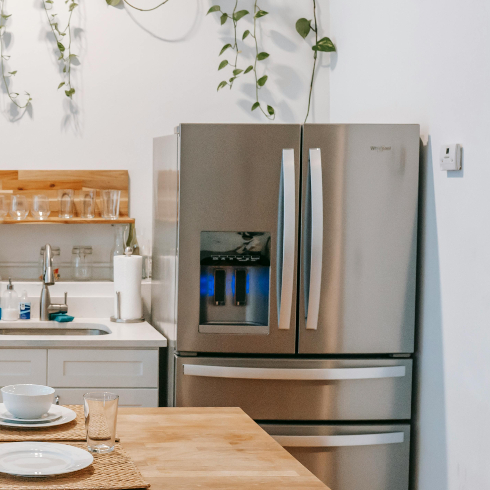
[218,60,229,70]
[257,75,268,87]
[295,18,311,39]
[233,69,243,76]
[233,10,249,21]
[220,13,228,25]
[244,65,253,74]
[106,0,121,5]
[313,37,336,52]
[242,30,250,40]
[251,102,260,111]
[217,81,227,91]
[58,82,65,89]
[69,2,78,11]
[255,10,268,18]
[220,44,232,56]
[257,52,269,61]
[57,41,65,52]
[207,5,220,14]
[267,105,275,116]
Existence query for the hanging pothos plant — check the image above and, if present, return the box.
[296,0,336,122]
[207,1,275,120]
[0,0,32,110]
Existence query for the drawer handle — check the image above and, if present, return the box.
[182,364,406,380]
[272,432,405,448]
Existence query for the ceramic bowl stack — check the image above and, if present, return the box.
[0,384,77,428]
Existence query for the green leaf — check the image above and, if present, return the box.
[69,54,78,59]
[267,105,275,116]
[233,10,249,21]
[257,52,269,61]
[69,2,78,10]
[244,65,253,74]
[257,75,268,87]
[1,14,11,19]
[217,80,227,91]
[8,70,17,76]
[58,81,65,89]
[313,37,336,52]
[251,102,260,111]
[229,77,236,83]
[57,41,65,52]
[255,10,268,18]
[220,13,228,25]
[242,30,250,40]
[233,68,243,76]
[58,54,64,60]
[63,66,66,73]
[106,0,121,5]
[207,5,221,14]
[295,18,311,39]
[218,60,228,71]
[65,87,75,98]
[219,43,232,56]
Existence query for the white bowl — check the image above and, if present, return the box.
[1,385,55,420]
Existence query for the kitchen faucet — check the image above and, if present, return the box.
[40,243,68,321]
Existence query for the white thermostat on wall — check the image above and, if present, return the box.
[440,144,462,171]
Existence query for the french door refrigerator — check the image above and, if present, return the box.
[152,123,419,490]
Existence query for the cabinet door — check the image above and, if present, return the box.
[0,350,47,387]
[48,350,158,388]
[54,388,158,407]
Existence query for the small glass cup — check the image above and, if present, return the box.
[9,195,28,220]
[102,190,121,220]
[72,246,93,281]
[80,190,96,219]
[32,194,51,220]
[0,195,8,220]
[59,189,74,219]
[83,392,119,454]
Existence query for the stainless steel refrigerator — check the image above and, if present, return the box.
[152,123,419,490]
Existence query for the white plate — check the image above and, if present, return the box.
[0,405,76,428]
[0,404,62,423]
[0,442,93,476]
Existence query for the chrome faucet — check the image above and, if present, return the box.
[40,244,68,321]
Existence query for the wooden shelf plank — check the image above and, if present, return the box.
[0,217,135,225]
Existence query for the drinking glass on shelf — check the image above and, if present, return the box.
[80,189,96,219]
[0,195,8,220]
[59,189,74,218]
[102,190,121,220]
[31,194,51,220]
[83,392,119,454]
[9,195,28,220]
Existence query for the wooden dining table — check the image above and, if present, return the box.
[117,407,328,490]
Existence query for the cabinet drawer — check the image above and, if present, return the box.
[0,350,47,387]
[54,388,158,407]
[48,350,158,388]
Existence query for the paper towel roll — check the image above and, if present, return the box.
[114,254,143,320]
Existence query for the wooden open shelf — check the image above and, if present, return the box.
[0,170,133,225]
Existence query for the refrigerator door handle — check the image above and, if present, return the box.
[183,364,406,380]
[271,432,405,448]
[306,148,323,330]
[277,148,296,330]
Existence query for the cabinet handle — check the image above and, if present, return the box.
[272,432,405,448]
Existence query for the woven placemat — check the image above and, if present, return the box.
[0,405,85,442]
[0,442,149,490]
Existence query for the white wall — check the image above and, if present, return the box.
[0,0,331,278]
[329,1,490,488]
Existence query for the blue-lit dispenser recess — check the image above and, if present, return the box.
[199,231,270,333]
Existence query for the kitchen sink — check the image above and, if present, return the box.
[0,323,111,336]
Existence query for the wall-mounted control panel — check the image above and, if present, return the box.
[440,144,462,171]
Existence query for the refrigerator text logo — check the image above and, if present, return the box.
[370,146,392,152]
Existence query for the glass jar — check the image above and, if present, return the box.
[39,246,61,281]
[72,246,93,281]
[110,224,127,280]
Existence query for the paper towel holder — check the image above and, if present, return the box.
[110,290,145,323]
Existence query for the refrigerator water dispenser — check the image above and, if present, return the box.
[199,232,270,334]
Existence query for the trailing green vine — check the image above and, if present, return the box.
[43,0,79,98]
[0,0,32,109]
[106,0,170,12]
[296,0,336,122]
[208,1,274,120]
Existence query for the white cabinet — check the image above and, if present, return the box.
[47,349,158,388]
[0,349,47,386]
[54,388,158,407]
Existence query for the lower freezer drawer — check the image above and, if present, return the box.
[262,423,410,490]
[175,356,412,420]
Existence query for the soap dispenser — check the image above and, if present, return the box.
[2,278,19,321]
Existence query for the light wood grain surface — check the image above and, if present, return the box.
[117,407,328,490]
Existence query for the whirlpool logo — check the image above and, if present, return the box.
[370,146,392,152]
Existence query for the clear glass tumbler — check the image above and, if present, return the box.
[102,190,121,220]
[72,246,93,281]
[0,195,8,220]
[32,194,51,220]
[83,392,119,454]
[80,190,96,219]
[9,195,28,220]
[59,189,74,218]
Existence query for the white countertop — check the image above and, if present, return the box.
[0,318,167,348]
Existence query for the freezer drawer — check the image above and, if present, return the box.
[262,423,410,490]
[175,357,412,420]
